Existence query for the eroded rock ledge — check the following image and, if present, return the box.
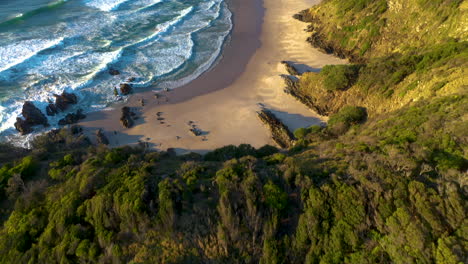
[257,108,295,149]
[281,75,332,116]
[293,9,364,63]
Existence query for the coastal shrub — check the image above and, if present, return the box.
[294,128,309,139]
[263,180,288,211]
[308,125,323,134]
[104,149,127,164]
[0,144,28,165]
[321,65,360,91]
[328,106,367,135]
[204,144,257,161]
[256,145,279,158]
[0,156,38,198]
[294,125,324,140]
[264,153,286,165]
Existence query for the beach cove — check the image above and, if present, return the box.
[68,0,346,153]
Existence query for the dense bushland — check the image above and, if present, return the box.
[0,94,466,264]
[303,0,466,58]
[0,0,466,263]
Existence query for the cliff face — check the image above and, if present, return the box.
[291,0,467,117]
[300,0,467,60]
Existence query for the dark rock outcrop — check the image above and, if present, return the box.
[257,109,295,149]
[281,61,300,76]
[109,68,120,76]
[46,103,59,116]
[58,109,86,126]
[281,75,331,116]
[120,83,132,95]
[14,117,32,135]
[306,32,362,62]
[293,10,364,63]
[53,92,78,111]
[120,106,134,128]
[14,101,49,135]
[292,9,315,22]
[190,128,202,136]
[96,129,109,145]
[22,101,49,127]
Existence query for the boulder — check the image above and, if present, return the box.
[190,128,202,136]
[22,101,49,127]
[120,106,134,128]
[53,92,78,111]
[109,68,120,76]
[96,129,109,145]
[120,83,132,95]
[14,101,49,135]
[58,109,86,126]
[14,117,32,135]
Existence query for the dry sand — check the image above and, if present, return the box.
[79,0,346,154]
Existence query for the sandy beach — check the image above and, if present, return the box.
[79,0,346,154]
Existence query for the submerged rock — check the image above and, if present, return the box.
[120,106,134,128]
[120,83,132,95]
[109,68,120,76]
[58,109,86,126]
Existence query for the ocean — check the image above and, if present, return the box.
[0,0,232,143]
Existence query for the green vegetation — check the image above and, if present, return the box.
[328,106,367,134]
[321,65,360,91]
[304,0,465,58]
[0,116,465,263]
[0,0,466,263]
[293,125,322,139]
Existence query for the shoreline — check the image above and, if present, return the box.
[77,0,347,154]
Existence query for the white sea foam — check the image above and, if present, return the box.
[0,0,233,143]
[74,49,123,88]
[84,0,131,11]
[160,3,232,89]
[130,6,194,49]
[130,0,164,12]
[0,38,64,73]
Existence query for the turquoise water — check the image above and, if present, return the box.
[0,0,232,141]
